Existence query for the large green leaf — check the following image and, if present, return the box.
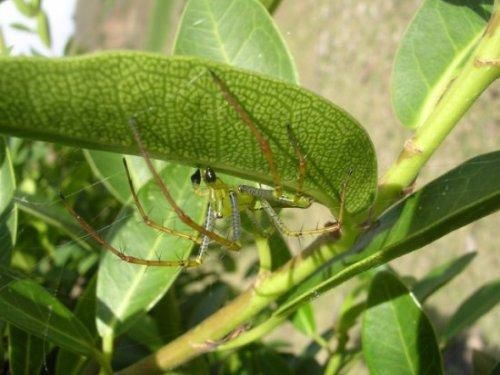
[96,164,205,338]
[0,137,16,264]
[441,279,500,343]
[392,0,493,128]
[174,0,297,83]
[362,271,443,374]
[275,151,500,314]
[412,252,476,302]
[0,266,101,361]
[0,53,376,214]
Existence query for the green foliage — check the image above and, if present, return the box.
[0,266,100,360]
[392,0,493,128]
[0,0,498,373]
[275,151,500,314]
[441,280,500,343]
[8,325,45,375]
[0,138,16,264]
[411,252,477,302]
[362,271,443,374]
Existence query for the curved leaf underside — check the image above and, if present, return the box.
[0,52,376,214]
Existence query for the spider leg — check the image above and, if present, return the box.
[196,203,216,262]
[209,70,283,197]
[259,199,340,237]
[286,124,307,201]
[128,117,240,252]
[229,191,241,242]
[122,158,201,244]
[59,192,201,267]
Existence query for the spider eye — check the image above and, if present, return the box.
[205,167,217,183]
[191,169,201,186]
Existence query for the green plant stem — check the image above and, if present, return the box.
[375,9,500,216]
[101,333,114,372]
[216,307,331,353]
[324,354,342,375]
[95,351,113,375]
[255,235,272,273]
[216,314,287,351]
[118,227,359,374]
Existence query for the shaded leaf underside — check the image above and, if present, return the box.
[0,52,377,214]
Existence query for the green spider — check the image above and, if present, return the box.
[61,72,344,268]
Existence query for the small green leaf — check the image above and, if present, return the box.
[174,0,297,83]
[0,138,16,265]
[0,266,99,359]
[275,151,500,315]
[0,28,11,56]
[441,279,500,343]
[290,303,316,337]
[0,53,377,214]
[336,300,366,339]
[11,0,38,17]
[412,252,476,302]
[9,22,34,33]
[392,0,493,128]
[36,11,51,48]
[362,271,443,374]
[8,325,45,375]
[96,164,205,338]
